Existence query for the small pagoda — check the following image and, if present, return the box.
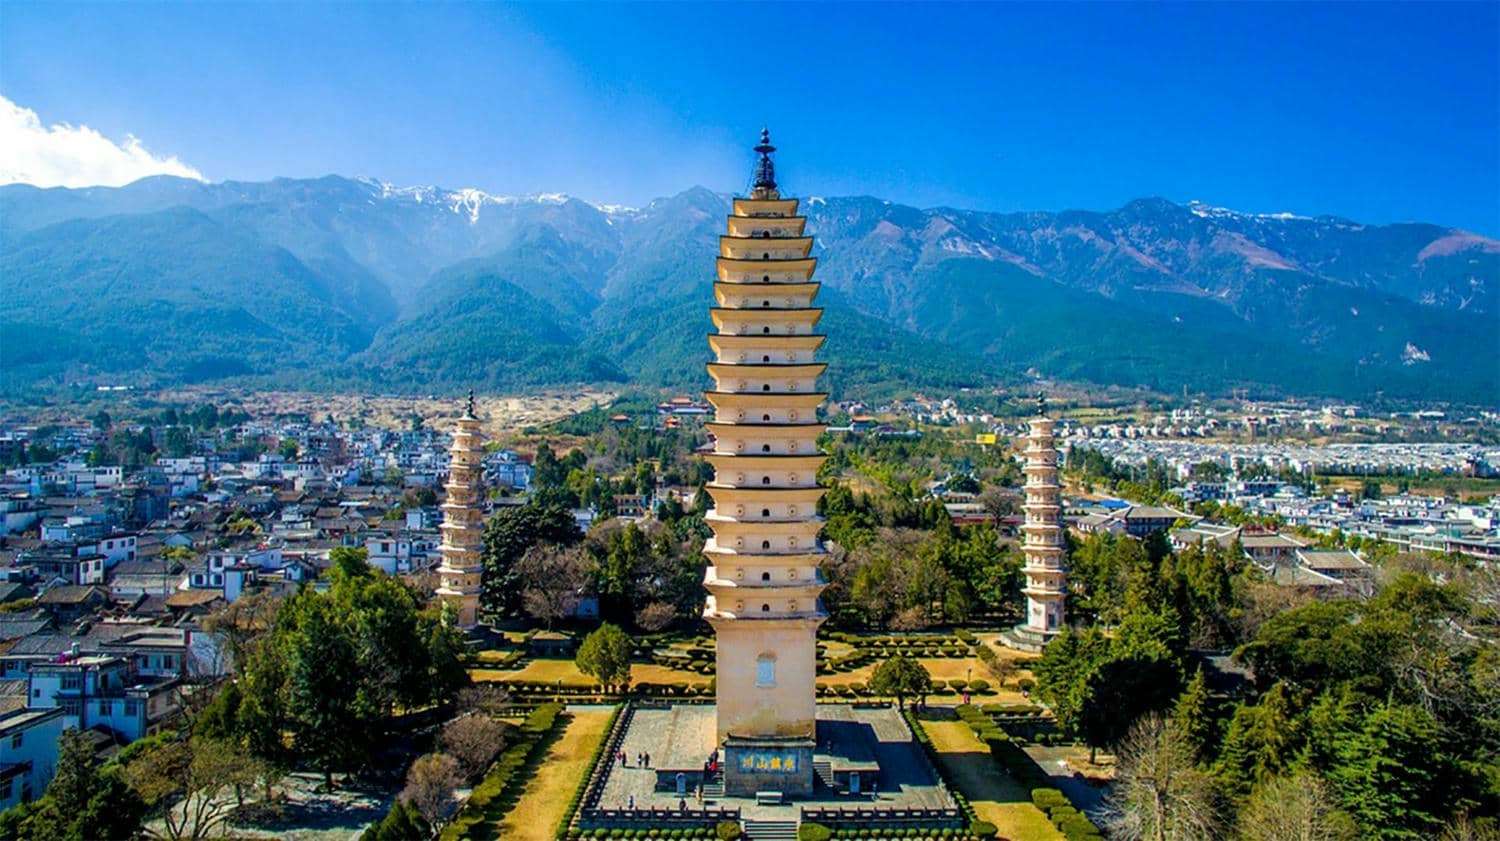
[435,392,486,628]
[702,129,828,797]
[1003,395,1068,652]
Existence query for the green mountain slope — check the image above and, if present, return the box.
[2,177,1495,403]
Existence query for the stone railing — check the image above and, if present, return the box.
[580,807,741,830]
[799,806,964,829]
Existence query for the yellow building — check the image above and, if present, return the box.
[435,393,486,628]
[1003,396,1068,652]
[703,130,827,796]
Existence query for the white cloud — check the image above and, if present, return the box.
[0,95,203,188]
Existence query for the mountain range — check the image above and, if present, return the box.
[1,175,1496,403]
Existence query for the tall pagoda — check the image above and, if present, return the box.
[435,392,486,628]
[1005,395,1067,652]
[702,129,827,796]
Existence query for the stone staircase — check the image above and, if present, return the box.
[812,759,837,792]
[702,776,725,799]
[743,819,799,841]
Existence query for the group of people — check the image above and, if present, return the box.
[617,749,652,767]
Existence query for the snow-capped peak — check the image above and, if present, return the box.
[1187,199,1310,222]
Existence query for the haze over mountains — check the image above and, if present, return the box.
[1,175,1495,403]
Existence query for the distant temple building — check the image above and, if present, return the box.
[702,129,828,796]
[435,393,486,628]
[1003,397,1068,652]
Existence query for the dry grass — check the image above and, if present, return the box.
[470,659,709,689]
[489,709,614,841]
[921,720,1063,841]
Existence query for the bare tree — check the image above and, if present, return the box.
[126,737,271,841]
[399,753,462,828]
[634,600,677,632]
[985,653,1017,689]
[1238,769,1358,841]
[456,683,512,717]
[202,590,282,672]
[440,715,513,782]
[514,543,589,630]
[1106,714,1221,841]
[1441,812,1500,841]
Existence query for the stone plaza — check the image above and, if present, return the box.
[592,702,958,821]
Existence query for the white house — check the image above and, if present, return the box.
[0,708,64,809]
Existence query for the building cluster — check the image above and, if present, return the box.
[1082,439,1498,480]
[0,411,538,807]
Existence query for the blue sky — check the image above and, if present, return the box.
[2,2,1497,233]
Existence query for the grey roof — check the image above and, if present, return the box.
[0,618,51,641]
[6,633,74,656]
[1296,549,1369,571]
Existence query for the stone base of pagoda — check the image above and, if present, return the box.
[1000,622,1062,653]
[722,734,816,798]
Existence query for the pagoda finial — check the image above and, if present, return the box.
[465,389,476,419]
[752,127,778,197]
[1036,392,1048,417]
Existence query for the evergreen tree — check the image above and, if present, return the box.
[284,594,367,788]
[1170,669,1213,764]
[480,503,581,618]
[1215,683,1295,800]
[576,623,633,692]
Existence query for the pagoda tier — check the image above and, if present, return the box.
[1004,409,1067,652]
[705,132,829,760]
[435,398,487,628]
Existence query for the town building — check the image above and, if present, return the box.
[0,707,64,809]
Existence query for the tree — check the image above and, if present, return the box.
[203,591,281,676]
[481,503,581,619]
[362,800,430,841]
[398,753,461,828]
[283,594,367,788]
[1323,702,1462,839]
[1107,714,1221,841]
[279,439,300,460]
[440,715,511,782]
[1215,683,1295,800]
[1170,669,1213,764]
[125,736,269,841]
[17,728,147,840]
[634,600,677,632]
[869,655,932,710]
[1238,770,1358,841]
[514,543,589,629]
[576,623,633,692]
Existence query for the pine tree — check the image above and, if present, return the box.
[1170,668,1213,764]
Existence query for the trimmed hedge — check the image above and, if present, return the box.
[798,823,833,841]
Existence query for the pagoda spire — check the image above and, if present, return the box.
[751,128,779,199]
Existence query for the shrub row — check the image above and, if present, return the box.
[978,703,1042,716]
[565,828,724,840]
[442,703,566,840]
[822,829,991,841]
[902,710,978,827]
[1031,790,1101,839]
